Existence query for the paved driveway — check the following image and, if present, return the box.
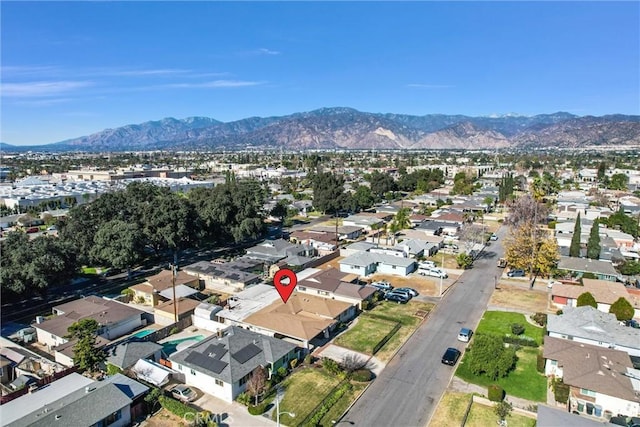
[193,394,276,426]
[318,344,386,376]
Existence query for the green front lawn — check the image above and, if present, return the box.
[334,316,397,354]
[456,347,547,402]
[274,368,341,426]
[476,311,544,345]
[466,402,536,427]
[318,382,366,427]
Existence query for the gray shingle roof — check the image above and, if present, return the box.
[105,340,163,369]
[547,306,640,350]
[169,326,296,384]
[557,256,619,276]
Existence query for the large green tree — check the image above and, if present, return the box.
[352,185,375,211]
[467,334,517,380]
[66,318,106,372]
[603,208,639,238]
[310,171,348,214]
[586,219,601,260]
[91,220,145,276]
[608,173,629,190]
[368,171,397,199]
[569,213,582,257]
[609,297,634,322]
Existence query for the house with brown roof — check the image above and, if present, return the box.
[154,297,202,325]
[289,231,338,255]
[543,336,640,419]
[242,293,354,350]
[34,296,145,350]
[296,268,378,309]
[551,278,640,317]
[130,269,200,306]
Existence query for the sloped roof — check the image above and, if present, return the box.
[105,340,163,369]
[169,326,296,384]
[553,278,637,307]
[543,336,639,402]
[557,256,619,276]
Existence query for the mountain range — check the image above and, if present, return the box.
[3,107,640,152]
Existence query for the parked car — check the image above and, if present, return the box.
[441,347,461,366]
[419,267,448,279]
[394,287,419,297]
[25,227,39,234]
[370,281,394,292]
[497,258,507,268]
[171,385,198,402]
[457,328,473,343]
[624,319,640,329]
[418,261,436,269]
[386,289,413,300]
[489,234,498,241]
[507,269,525,278]
[385,293,409,304]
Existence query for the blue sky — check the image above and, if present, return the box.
[1,1,639,146]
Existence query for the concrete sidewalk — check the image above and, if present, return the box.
[193,394,277,426]
[449,376,543,410]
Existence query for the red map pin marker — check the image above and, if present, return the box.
[273,268,297,303]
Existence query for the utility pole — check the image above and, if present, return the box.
[171,263,178,323]
[439,252,444,297]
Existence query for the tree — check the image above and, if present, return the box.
[586,219,601,260]
[619,260,640,275]
[270,200,290,223]
[569,213,581,257]
[609,297,634,321]
[603,208,639,238]
[388,207,411,241]
[506,194,548,230]
[91,220,144,277]
[494,400,513,424]
[597,162,606,181]
[245,367,267,406]
[310,171,347,214]
[66,318,106,371]
[608,173,629,190]
[456,252,473,269]
[352,185,375,211]
[467,334,517,380]
[459,223,485,254]
[368,171,397,200]
[576,292,597,308]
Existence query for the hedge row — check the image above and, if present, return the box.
[158,395,194,418]
[503,335,538,348]
[248,402,269,415]
[302,381,353,427]
[372,322,402,355]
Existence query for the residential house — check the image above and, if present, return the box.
[3,372,149,427]
[547,306,640,357]
[557,257,621,282]
[183,258,262,294]
[289,230,338,255]
[342,214,385,232]
[537,405,611,427]
[245,239,315,264]
[34,296,145,350]
[0,337,67,387]
[339,252,415,277]
[551,278,640,317]
[169,326,297,403]
[340,241,377,258]
[605,229,636,251]
[310,224,363,241]
[130,269,200,307]
[393,239,439,258]
[543,336,640,419]
[105,340,163,371]
[154,297,201,326]
[295,268,378,309]
[243,293,354,350]
[213,284,281,328]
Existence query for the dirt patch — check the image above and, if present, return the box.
[368,272,458,297]
[489,284,550,313]
[144,409,189,427]
[314,256,345,270]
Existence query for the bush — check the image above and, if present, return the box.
[531,312,547,327]
[277,366,287,378]
[556,309,563,315]
[511,323,525,335]
[488,384,504,402]
[322,357,343,375]
[106,363,122,376]
[158,395,194,418]
[361,300,372,310]
[169,326,180,335]
[306,382,353,426]
[352,369,373,382]
[303,354,313,365]
[536,352,545,373]
[503,335,538,348]
[552,378,570,404]
[236,392,251,406]
[248,402,269,415]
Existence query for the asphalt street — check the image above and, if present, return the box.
[340,227,508,427]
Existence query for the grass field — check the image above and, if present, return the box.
[274,368,341,426]
[334,316,398,354]
[476,311,544,345]
[465,402,536,427]
[489,286,550,313]
[318,382,367,427]
[429,391,470,427]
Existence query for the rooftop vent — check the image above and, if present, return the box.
[85,386,97,393]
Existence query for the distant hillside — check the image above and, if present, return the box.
[5,108,640,152]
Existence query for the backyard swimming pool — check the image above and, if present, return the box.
[162,335,205,355]
[131,329,155,339]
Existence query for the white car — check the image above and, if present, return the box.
[419,261,437,269]
[418,267,448,279]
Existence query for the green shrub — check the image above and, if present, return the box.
[503,335,538,348]
[158,395,194,418]
[556,309,563,315]
[361,300,372,310]
[536,352,545,373]
[488,384,504,402]
[303,354,313,365]
[531,312,547,327]
[322,357,343,375]
[305,382,353,426]
[511,323,525,335]
[106,363,122,376]
[248,402,269,415]
[277,366,287,378]
[552,378,570,404]
[236,392,251,406]
[351,369,373,382]
[169,326,180,335]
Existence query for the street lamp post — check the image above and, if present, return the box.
[276,387,295,427]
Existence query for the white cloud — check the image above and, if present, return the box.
[162,80,265,89]
[406,83,454,89]
[258,48,281,55]
[1,81,93,98]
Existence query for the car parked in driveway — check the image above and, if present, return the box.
[370,281,393,292]
[457,328,473,343]
[490,234,498,241]
[171,384,198,402]
[507,269,525,278]
[385,289,413,300]
[394,287,419,297]
[385,293,409,304]
[441,347,461,366]
[418,267,448,278]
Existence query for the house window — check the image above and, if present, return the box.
[215,379,223,386]
[392,265,396,269]
[299,286,306,291]
[104,409,121,426]
[178,364,182,370]
[191,369,196,376]
[550,360,557,366]
[239,373,250,386]
[580,388,596,397]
